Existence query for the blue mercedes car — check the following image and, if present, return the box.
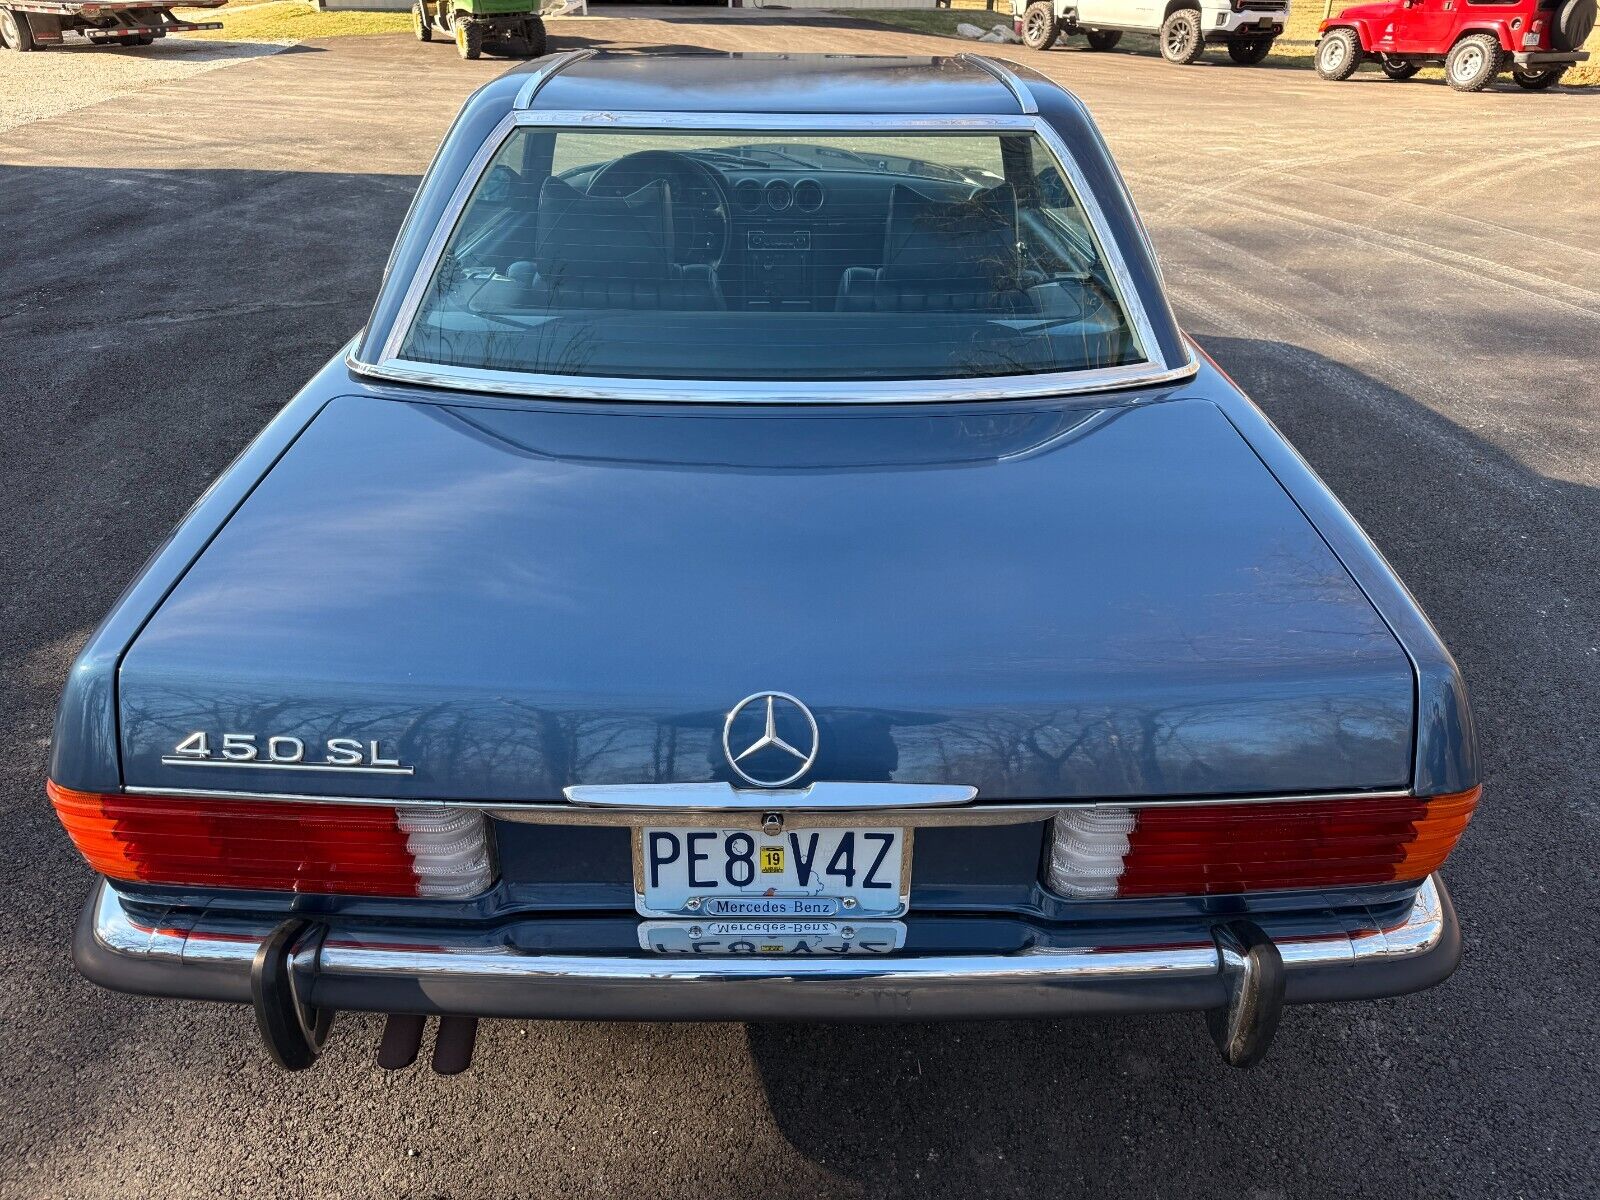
[50,51,1479,1075]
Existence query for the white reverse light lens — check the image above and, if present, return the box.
[1047,807,1135,899]
[397,807,495,899]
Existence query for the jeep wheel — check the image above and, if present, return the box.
[1512,64,1563,89]
[1021,2,1059,51]
[1445,33,1503,90]
[1380,55,1419,79]
[1,7,37,51]
[454,14,482,58]
[1314,28,1362,80]
[1159,8,1204,64]
[413,1,432,40]
[1084,29,1122,51]
[1227,36,1273,65]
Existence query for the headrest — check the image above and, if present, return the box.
[880,183,1020,289]
[534,175,675,283]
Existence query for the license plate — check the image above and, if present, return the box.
[1258,16,1274,26]
[638,920,906,956]
[635,826,909,919]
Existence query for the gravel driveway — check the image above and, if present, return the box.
[0,37,285,134]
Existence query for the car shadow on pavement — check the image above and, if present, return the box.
[746,334,1600,1198]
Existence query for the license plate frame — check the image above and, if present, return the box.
[631,826,912,920]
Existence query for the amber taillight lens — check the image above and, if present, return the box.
[48,781,494,899]
[1047,788,1480,899]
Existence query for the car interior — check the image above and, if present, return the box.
[401,131,1143,381]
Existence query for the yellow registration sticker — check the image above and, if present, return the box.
[760,845,785,874]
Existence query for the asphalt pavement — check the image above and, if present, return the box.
[1,19,1597,1200]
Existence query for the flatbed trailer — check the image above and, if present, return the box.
[0,0,225,50]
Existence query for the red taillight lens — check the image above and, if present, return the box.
[48,782,494,899]
[1048,789,1479,899]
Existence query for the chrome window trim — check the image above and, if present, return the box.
[352,108,1196,406]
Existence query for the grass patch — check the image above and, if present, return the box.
[179,1,411,42]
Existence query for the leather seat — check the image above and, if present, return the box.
[516,175,725,311]
[836,183,1034,314]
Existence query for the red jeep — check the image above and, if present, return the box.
[1316,0,1594,90]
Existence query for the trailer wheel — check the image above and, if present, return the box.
[1445,32,1503,91]
[1021,2,1058,50]
[129,34,155,45]
[1084,29,1121,51]
[413,2,432,40]
[1,7,38,51]
[1315,28,1362,80]
[1380,55,1419,79]
[1158,8,1205,64]
[455,14,482,58]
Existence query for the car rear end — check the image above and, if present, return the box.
[49,56,1480,1074]
[53,363,1480,1074]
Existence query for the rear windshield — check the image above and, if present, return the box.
[399,126,1144,382]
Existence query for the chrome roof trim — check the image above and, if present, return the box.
[353,108,1196,405]
[956,54,1039,114]
[512,48,597,110]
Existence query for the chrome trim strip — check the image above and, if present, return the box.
[956,54,1039,114]
[157,758,415,777]
[351,108,1196,405]
[511,48,596,110]
[565,782,977,810]
[86,875,1449,987]
[376,109,519,366]
[348,357,1196,407]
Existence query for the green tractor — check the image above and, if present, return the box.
[413,0,546,60]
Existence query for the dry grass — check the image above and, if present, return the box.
[178,0,410,41]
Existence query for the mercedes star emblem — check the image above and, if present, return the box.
[722,692,819,788]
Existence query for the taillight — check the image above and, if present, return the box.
[48,782,494,899]
[1047,789,1478,899]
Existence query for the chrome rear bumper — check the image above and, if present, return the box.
[76,876,1459,1022]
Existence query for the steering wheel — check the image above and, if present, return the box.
[586,149,731,270]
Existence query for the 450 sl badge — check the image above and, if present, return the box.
[161,731,414,776]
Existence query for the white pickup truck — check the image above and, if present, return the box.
[1013,0,1291,64]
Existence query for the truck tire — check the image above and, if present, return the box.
[1084,29,1122,50]
[1380,55,1419,79]
[1445,32,1502,91]
[1512,63,1563,88]
[455,14,481,58]
[1227,36,1273,64]
[1554,0,1595,51]
[1159,8,1204,64]
[1315,28,1362,80]
[413,2,432,41]
[1,7,37,50]
[1021,2,1059,51]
